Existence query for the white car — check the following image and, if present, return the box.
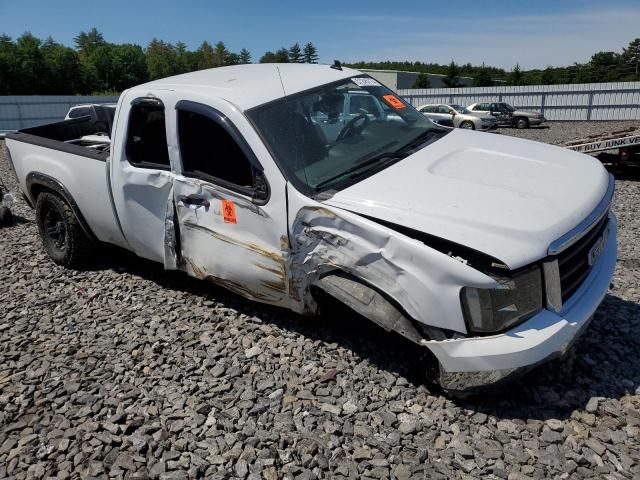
[5,64,616,392]
[418,104,497,131]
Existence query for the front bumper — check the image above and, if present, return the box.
[425,213,617,391]
[529,116,546,125]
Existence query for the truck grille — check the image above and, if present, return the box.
[556,215,609,302]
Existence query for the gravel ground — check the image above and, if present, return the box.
[1,125,640,480]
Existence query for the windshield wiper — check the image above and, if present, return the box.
[314,151,405,190]
[396,129,441,155]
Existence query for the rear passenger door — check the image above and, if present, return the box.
[110,95,176,266]
[171,100,289,305]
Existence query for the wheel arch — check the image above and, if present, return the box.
[310,269,452,344]
[27,172,97,242]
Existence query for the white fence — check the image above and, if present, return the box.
[398,82,640,121]
[0,95,119,132]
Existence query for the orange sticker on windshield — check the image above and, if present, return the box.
[222,200,237,224]
[383,95,406,110]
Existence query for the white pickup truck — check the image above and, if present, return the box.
[5,64,617,392]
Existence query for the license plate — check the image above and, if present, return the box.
[588,234,606,266]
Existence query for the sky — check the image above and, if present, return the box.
[1,0,639,70]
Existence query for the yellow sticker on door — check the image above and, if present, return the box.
[222,200,237,224]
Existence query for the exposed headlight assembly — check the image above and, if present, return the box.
[461,268,543,334]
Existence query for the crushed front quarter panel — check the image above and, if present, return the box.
[286,187,498,334]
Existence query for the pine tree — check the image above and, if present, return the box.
[288,43,303,63]
[443,61,460,88]
[213,41,229,67]
[474,63,493,87]
[73,28,105,57]
[510,63,523,86]
[412,72,430,88]
[239,48,251,64]
[302,42,318,63]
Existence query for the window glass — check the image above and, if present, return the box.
[177,110,253,188]
[437,105,451,114]
[247,76,444,195]
[349,95,379,115]
[126,103,170,168]
[68,107,90,118]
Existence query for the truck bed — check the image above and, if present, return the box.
[5,117,125,247]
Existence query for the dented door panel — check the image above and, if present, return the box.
[174,177,290,304]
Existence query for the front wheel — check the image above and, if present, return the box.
[515,117,529,129]
[36,192,92,267]
[459,121,475,130]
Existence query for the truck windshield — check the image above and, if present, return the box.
[247,76,444,195]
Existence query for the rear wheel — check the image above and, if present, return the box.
[459,121,475,130]
[36,192,91,267]
[515,117,529,129]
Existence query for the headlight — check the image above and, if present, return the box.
[461,268,543,334]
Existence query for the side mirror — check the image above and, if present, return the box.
[252,170,270,205]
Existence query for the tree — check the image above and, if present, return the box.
[443,60,460,88]
[275,48,289,63]
[589,51,621,82]
[73,28,106,58]
[195,41,215,69]
[288,42,302,63]
[541,66,556,85]
[239,48,251,64]
[510,63,524,85]
[474,63,493,87]
[0,34,19,94]
[412,72,430,88]
[14,33,48,93]
[623,38,640,79]
[302,42,318,63]
[174,41,196,73]
[109,43,148,91]
[259,48,289,63]
[41,37,82,93]
[259,51,276,63]
[146,39,180,79]
[213,41,229,67]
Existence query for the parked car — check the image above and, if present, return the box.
[5,64,616,393]
[467,102,546,129]
[417,104,497,131]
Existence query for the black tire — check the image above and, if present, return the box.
[0,206,13,227]
[459,120,475,130]
[515,117,529,129]
[35,192,91,267]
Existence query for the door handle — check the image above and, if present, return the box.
[179,194,210,209]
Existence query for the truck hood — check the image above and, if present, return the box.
[323,129,610,269]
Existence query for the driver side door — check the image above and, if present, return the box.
[171,100,289,305]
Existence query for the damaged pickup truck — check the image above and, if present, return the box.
[5,64,617,392]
